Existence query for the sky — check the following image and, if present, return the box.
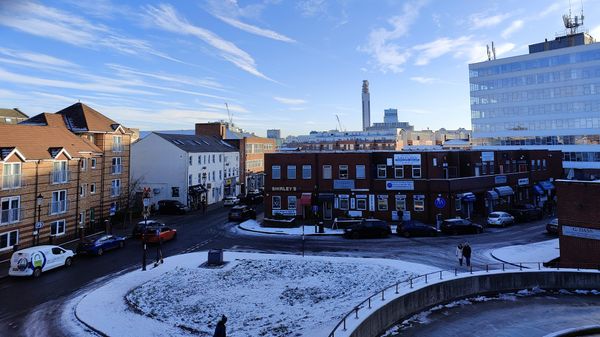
[1,0,600,137]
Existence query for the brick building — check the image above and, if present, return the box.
[556,179,600,269]
[264,150,562,224]
[0,103,131,258]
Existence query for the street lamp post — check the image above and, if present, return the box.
[34,194,43,246]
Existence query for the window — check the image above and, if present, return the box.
[91,158,97,169]
[111,157,122,174]
[112,136,123,152]
[455,196,462,211]
[302,165,312,179]
[395,195,406,211]
[287,165,296,180]
[356,165,366,179]
[412,165,422,178]
[198,173,201,184]
[288,196,297,210]
[79,184,87,197]
[111,179,121,197]
[52,161,68,184]
[188,175,192,186]
[272,196,281,209]
[414,195,425,212]
[212,154,216,163]
[272,165,281,179]
[338,195,349,210]
[219,154,222,162]
[51,190,67,214]
[172,187,179,197]
[323,165,332,179]
[2,163,21,190]
[377,165,387,178]
[1,196,20,224]
[356,198,367,210]
[338,165,349,179]
[89,208,95,222]
[394,166,404,178]
[0,230,18,251]
[50,219,66,236]
[79,211,85,225]
[189,156,193,166]
[80,158,87,171]
[542,159,547,170]
[377,195,388,211]
[212,171,215,181]
[198,155,201,165]
[90,183,96,194]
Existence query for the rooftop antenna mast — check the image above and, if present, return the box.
[224,102,232,125]
[486,44,491,61]
[562,0,584,35]
[491,41,497,60]
[336,114,344,132]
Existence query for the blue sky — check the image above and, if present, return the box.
[1,0,599,137]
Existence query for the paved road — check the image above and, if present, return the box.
[0,205,555,337]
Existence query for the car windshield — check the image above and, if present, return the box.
[488,214,500,218]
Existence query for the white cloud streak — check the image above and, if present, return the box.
[214,15,295,43]
[410,76,439,84]
[468,11,512,29]
[274,96,307,105]
[501,20,524,39]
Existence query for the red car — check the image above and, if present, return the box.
[142,226,177,243]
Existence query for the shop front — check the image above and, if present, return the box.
[494,186,514,211]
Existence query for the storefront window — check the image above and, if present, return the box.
[377,165,387,178]
[377,195,388,211]
[414,195,425,212]
[356,198,367,210]
[339,195,349,210]
[412,166,422,178]
[288,196,296,210]
[395,195,406,211]
[455,196,462,211]
[272,196,281,209]
[394,167,404,178]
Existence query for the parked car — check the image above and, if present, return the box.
[157,200,188,215]
[142,226,177,243]
[223,196,239,206]
[486,211,515,227]
[397,221,440,237]
[441,218,484,235]
[132,220,165,238]
[509,204,543,222]
[245,191,264,205]
[546,218,559,235]
[343,219,391,239]
[228,205,257,221]
[9,245,74,278]
[77,235,126,256]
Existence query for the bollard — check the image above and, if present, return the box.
[381,290,385,301]
[439,271,443,280]
[538,262,541,270]
[410,278,413,288]
[502,263,505,271]
[425,274,428,284]
[519,263,522,271]
[395,283,399,294]
[368,297,371,309]
[454,268,457,276]
[355,307,359,319]
[343,317,346,331]
[470,266,473,274]
[486,264,489,273]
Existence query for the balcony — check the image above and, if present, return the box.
[49,200,68,215]
[0,208,22,225]
[111,186,121,197]
[112,144,124,152]
[111,165,123,174]
[2,174,21,190]
[51,170,69,184]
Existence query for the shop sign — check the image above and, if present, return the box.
[272,186,297,192]
[386,180,414,191]
[273,209,296,216]
[355,194,367,198]
[334,180,355,190]
[494,175,507,185]
[402,211,411,221]
[369,195,375,211]
[481,152,494,162]
[394,154,421,166]
[562,225,600,241]
[391,211,399,221]
[348,210,362,217]
[386,158,393,166]
[518,178,529,186]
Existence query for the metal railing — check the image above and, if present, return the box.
[49,200,68,215]
[51,170,69,184]
[328,262,600,337]
[2,174,21,189]
[0,208,22,225]
[111,164,123,174]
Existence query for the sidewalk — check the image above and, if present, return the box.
[488,239,559,266]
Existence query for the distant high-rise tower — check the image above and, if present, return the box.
[362,80,370,131]
[383,108,398,124]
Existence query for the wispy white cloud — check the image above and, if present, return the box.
[296,0,327,17]
[274,96,307,105]
[0,48,78,68]
[213,15,295,43]
[468,11,512,29]
[501,20,524,39]
[590,25,600,39]
[539,2,562,18]
[106,64,225,91]
[143,4,272,81]
[201,102,249,114]
[413,36,472,66]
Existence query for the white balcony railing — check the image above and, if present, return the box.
[49,200,68,215]
[2,174,21,189]
[111,186,121,197]
[0,208,21,225]
[111,165,123,174]
[51,170,69,184]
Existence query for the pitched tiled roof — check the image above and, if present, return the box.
[154,133,238,153]
[55,102,127,133]
[0,108,28,119]
[20,113,67,127]
[0,125,101,160]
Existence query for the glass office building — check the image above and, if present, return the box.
[470,32,600,178]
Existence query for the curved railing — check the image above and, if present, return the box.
[328,262,600,337]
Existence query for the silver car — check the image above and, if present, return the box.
[487,211,515,227]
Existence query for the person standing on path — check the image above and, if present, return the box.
[214,315,227,337]
[462,243,472,267]
[456,243,464,266]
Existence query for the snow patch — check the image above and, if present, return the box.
[489,239,559,264]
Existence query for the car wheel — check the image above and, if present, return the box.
[453,229,458,235]
[97,248,104,256]
[64,257,73,267]
[403,231,410,238]
[477,228,483,234]
[119,241,125,249]
[33,267,42,278]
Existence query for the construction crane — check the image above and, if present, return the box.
[336,114,344,131]
[225,102,232,125]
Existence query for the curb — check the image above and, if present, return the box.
[73,293,109,337]
[237,224,344,236]
[543,325,600,337]
[488,250,528,268]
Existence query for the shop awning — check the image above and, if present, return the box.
[188,184,207,195]
[494,186,514,197]
[533,185,545,195]
[538,181,555,191]
[462,192,476,202]
[317,193,335,201]
[486,190,499,200]
[300,193,312,205]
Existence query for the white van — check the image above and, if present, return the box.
[8,245,75,278]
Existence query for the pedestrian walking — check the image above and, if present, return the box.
[462,242,472,267]
[456,243,464,266]
[213,315,227,337]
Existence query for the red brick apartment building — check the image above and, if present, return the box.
[264,150,562,224]
[0,103,131,258]
[556,179,600,269]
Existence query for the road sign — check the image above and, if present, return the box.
[434,197,446,209]
[143,198,150,207]
[35,221,43,229]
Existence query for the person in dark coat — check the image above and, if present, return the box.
[214,315,227,337]
[462,243,472,267]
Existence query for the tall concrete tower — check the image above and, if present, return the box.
[361,80,370,131]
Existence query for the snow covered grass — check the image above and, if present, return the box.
[489,238,559,264]
[72,252,435,337]
[239,219,397,236]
